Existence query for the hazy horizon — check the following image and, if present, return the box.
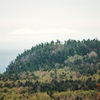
[0,0,100,73]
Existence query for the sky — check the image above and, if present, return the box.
[0,0,100,73]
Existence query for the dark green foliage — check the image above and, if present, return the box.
[86,78,96,90]
[75,96,83,100]
[0,39,100,100]
[1,78,96,93]
[5,39,100,75]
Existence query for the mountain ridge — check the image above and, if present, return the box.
[6,39,100,75]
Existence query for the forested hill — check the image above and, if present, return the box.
[6,39,100,74]
[1,39,100,99]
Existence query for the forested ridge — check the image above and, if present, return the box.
[6,39,100,74]
[0,39,100,100]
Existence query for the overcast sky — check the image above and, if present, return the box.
[0,0,100,73]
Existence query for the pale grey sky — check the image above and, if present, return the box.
[0,0,100,73]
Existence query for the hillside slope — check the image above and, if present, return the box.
[0,39,100,100]
[6,39,100,75]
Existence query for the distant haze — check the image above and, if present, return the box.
[0,0,100,73]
